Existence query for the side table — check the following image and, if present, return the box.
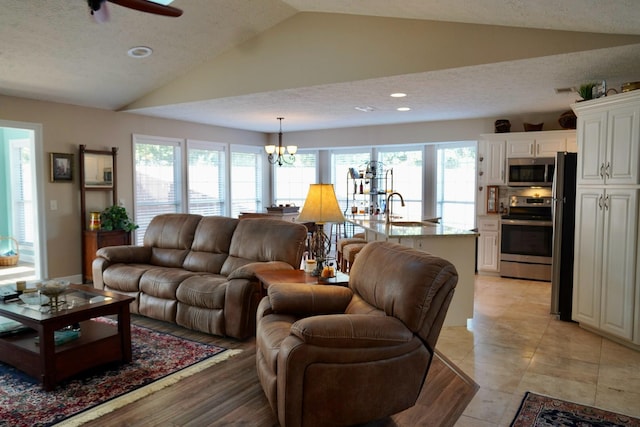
[255,269,350,297]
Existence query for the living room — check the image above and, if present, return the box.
[1,1,640,426]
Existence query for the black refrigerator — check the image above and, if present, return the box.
[550,151,577,321]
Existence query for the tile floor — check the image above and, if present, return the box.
[436,274,640,426]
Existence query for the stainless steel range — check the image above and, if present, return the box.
[500,196,553,281]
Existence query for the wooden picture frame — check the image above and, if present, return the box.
[486,185,499,213]
[50,153,74,183]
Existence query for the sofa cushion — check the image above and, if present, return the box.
[139,267,199,299]
[176,274,228,309]
[183,216,238,273]
[102,264,151,292]
[144,214,202,267]
[221,218,307,275]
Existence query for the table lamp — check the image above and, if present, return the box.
[297,183,345,276]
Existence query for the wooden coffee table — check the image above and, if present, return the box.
[255,269,350,297]
[0,284,134,390]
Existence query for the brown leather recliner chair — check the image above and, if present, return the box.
[256,241,458,427]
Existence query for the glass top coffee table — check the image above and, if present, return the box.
[0,284,134,390]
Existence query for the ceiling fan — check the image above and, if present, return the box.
[88,0,182,22]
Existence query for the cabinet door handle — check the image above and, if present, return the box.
[605,162,611,178]
[479,186,484,191]
[479,171,484,176]
[598,195,604,209]
[604,195,610,210]
[600,163,605,178]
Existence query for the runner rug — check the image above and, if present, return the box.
[511,391,640,427]
[0,318,241,427]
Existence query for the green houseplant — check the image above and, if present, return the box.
[100,205,138,232]
[577,82,597,101]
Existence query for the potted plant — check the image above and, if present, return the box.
[577,83,597,101]
[99,205,138,232]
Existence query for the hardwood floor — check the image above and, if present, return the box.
[92,316,478,426]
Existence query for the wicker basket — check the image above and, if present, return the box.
[0,236,19,267]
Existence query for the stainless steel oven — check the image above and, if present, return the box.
[500,196,553,281]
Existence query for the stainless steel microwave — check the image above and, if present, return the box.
[507,157,555,187]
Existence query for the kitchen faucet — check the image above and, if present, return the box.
[385,192,405,224]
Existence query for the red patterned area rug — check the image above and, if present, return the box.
[0,318,241,427]
[511,392,640,427]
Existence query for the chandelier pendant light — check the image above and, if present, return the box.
[265,117,297,166]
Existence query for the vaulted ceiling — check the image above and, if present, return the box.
[1,0,639,132]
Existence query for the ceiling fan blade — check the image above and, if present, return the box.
[108,0,183,17]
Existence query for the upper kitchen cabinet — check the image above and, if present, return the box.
[478,136,506,185]
[573,91,640,186]
[505,130,577,158]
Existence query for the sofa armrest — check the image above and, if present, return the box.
[268,283,353,316]
[226,261,294,280]
[95,245,152,264]
[290,314,413,348]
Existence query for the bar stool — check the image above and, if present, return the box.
[336,233,366,270]
[341,242,367,273]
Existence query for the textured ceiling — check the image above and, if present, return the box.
[1,0,639,132]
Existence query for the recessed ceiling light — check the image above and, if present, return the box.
[390,93,407,98]
[127,46,153,58]
[354,106,375,112]
[397,107,411,112]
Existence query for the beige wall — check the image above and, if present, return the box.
[1,94,567,279]
[0,95,266,279]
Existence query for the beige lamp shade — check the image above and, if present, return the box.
[297,184,345,224]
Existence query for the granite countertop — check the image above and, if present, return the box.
[346,217,477,238]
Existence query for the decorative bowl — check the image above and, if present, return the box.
[38,280,70,298]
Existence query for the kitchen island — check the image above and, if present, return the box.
[346,217,477,327]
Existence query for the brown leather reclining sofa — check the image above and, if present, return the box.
[92,213,308,339]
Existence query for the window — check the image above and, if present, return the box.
[230,146,263,217]
[273,151,318,207]
[378,148,423,219]
[9,137,35,261]
[133,135,183,243]
[435,142,476,230]
[187,140,226,216]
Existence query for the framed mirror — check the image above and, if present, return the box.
[83,152,114,188]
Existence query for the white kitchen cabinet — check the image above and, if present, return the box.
[477,137,506,216]
[505,131,574,158]
[571,90,640,348]
[477,217,500,272]
[484,138,506,184]
[573,188,638,341]
[575,93,640,185]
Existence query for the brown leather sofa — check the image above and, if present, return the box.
[92,214,308,339]
[256,241,458,427]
